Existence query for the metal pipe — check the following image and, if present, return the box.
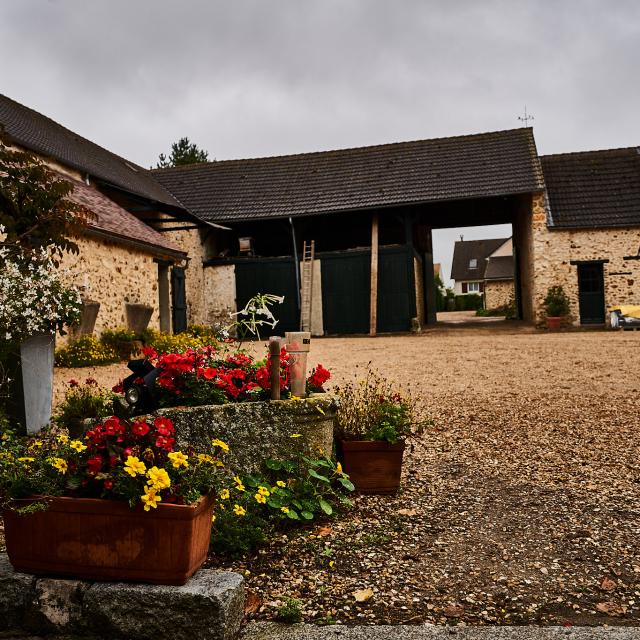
[289,216,302,313]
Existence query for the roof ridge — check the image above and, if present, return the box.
[151,127,536,172]
[541,146,640,160]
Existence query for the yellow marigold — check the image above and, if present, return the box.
[258,486,270,497]
[255,493,267,504]
[233,504,246,516]
[70,440,87,453]
[276,480,286,488]
[50,457,67,474]
[56,434,69,444]
[146,466,171,490]
[211,514,216,523]
[233,476,246,492]
[124,456,147,478]
[141,486,161,511]
[17,456,35,464]
[211,438,229,452]
[197,453,214,464]
[336,462,343,474]
[281,506,290,514]
[220,488,230,500]
[167,451,189,469]
[30,439,43,448]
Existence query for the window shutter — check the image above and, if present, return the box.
[480,282,484,293]
[462,282,468,293]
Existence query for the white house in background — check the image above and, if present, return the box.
[450,237,510,295]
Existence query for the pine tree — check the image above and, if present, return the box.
[156,137,209,168]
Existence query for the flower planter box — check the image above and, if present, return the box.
[337,440,405,494]
[3,494,215,585]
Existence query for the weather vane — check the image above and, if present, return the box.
[518,106,534,127]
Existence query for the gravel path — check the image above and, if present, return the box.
[49,327,640,626]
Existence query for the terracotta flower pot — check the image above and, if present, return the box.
[546,316,562,331]
[3,494,214,585]
[337,440,405,494]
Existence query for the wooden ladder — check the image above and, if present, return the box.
[300,240,315,331]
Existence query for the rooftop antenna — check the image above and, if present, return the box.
[518,105,534,128]
[460,234,464,242]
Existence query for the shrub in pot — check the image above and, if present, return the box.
[543,285,571,331]
[0,415,223,584]
[335,368,419,494]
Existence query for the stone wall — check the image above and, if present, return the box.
[58,235,161,343]
[484,279,515,310]
[203,263,237,328]
[531,192,640,325]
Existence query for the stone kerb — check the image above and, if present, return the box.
[158,393,337,474]
[0,553,245,640]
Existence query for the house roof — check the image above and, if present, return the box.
[450,237,508,282]
[484,255,514,280]
[152,128,544,223]
[540,147,640,229]
[64,174,185,259]
[0,94,181,209]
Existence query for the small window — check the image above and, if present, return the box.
[467,282,481,293]
[469,258,478,269]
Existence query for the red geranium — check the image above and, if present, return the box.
[154,416,175,435]
[131,420,150,437]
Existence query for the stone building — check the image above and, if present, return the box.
[1,92,638,334]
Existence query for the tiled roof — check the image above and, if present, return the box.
[0,94,181,209]
[484,255,514,280]
[541,147,640,229]
[153,128,544,222]
[64,174,185,259]
[450,238,508,282]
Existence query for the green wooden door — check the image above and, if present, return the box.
[577,263,605,324]
[377,247,412,333]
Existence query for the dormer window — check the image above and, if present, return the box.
[469,258,478,268]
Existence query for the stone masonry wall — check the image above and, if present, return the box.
[484,280,515,310]
[203,264,237,328]
[531,192,640,325]
[58,235,160,344]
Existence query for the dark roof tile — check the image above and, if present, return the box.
[484,255,514,280]
[450,238,508,281]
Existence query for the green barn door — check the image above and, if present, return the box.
[577,262,605,324]
[171,267,188,333]
[321,252,370,334]
[377,247,412,333]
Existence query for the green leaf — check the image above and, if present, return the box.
[318,498,333,515]
[309,469,330,483]
[286,509,300,520]
[292,499,303,510]
[264,459,282,471]
[281,460,296,474]
[338,477,355,492]
[301,511,314,520]
[267,497,284,509]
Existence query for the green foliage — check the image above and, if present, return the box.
[276,598,303,624]
[99,328,139,361]
[210,453,354,558]
[476,295,518,319]
[0,140,87,261]
[454,293,484,311]
[434,274,446,312]
[55,336,120,368]
[544,285,571,317]
[232,293,284,342]
[156,137,209,168]
[141,326,219,355]
[53,378,114,438]
[336,366,420,443]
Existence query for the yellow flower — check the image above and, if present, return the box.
[198,453,214,464]
[255,493,267,504]
[233,504,246,516]
[141,486,161,511]
[17,456,35,464]
[336,462,343,474]
[70,440,87,453]
[146,466,171,490]
[258,486,270,497]
[220,488,230,500]
[124,456,147,478]
[281,506,290,514]
[30,439,43,448]
[233,476,246,492]
[212,438,229,452]
[276,480,286,488]
[167,451,189,469]
[290,433,302,438]
[57,434,69,444]
[50,457,67,474]
[211,513,216,523]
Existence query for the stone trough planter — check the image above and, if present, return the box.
[157,394,337,474]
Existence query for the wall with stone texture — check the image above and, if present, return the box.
[484,280,515,310]
[413,255,425,327]
[531,192,640,325]
[203,263,237,329]
[58,235,160,343]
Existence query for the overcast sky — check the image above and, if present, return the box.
[2,0,639,285]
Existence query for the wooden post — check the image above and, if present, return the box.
[369,213,379,336]
[269,337,281,400]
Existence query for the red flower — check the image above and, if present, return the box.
[103,416,125,436]
[87,455,103,475]
[307,364,331,391]
[155,435,175,451]
[85,377,98,386]
[132,421,150,437]
[103,479,114,490]
[142,346,158,361]
[203,367,218,380]
[68,379,79,388]
[112,380,124,393]
[154,416,175,436]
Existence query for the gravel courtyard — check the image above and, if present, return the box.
[48,327,640,625]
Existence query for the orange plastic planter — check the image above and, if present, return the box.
[3,494,214,585]
[338,440,405,494]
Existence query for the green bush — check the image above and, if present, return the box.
[141,326,219,355]
[55,336,120,368]
[454,293,483,311]
[99,328,139,361]
[477,296,517,320]
[277,598,303,624]
[53,378,114,437]
[544,285,571,317]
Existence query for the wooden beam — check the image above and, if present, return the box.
[369,213,379,336]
